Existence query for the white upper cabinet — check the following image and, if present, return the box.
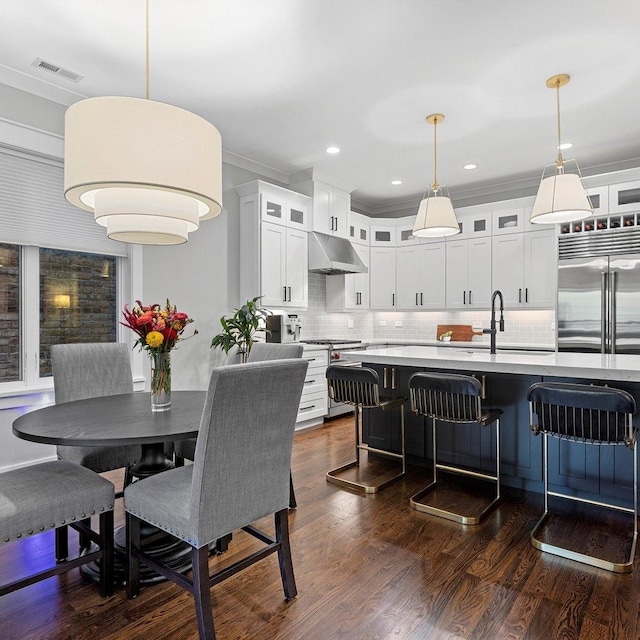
[493,207,526,235]
[259,222,308,308]
[395,217,420,246]
[445,237,492,308]
[492,227,557,308]
[253,181,310,231]
[237,180,310,309]
[348,211,370,245]
[369,246,397,309]
[586,185,609,217]
[370,223,397,247]
[326,244,370,311]
[396,243,446,309]
[308,181,350,238]
[609,180,640,214]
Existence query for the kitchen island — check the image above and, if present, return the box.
[342,346,640,505]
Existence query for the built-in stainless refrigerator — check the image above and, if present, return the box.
[557,231,640,354]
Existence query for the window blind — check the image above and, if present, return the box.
[0,149,128,257]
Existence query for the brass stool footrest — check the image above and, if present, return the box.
[530,511,637,574]
[326,460,405,494]
[410,470,500,525]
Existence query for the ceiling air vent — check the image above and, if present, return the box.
[31,58,83,83]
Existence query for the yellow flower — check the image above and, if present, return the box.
[146,331,164,348]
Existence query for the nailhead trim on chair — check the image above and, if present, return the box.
[3,503,114,545]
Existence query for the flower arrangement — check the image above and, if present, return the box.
[439,330,453,342]
[210,296,271,362]
[121,299,197,410]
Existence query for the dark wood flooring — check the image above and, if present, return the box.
[1,414,640,639]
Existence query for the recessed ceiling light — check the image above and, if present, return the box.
[557,142,573,150]
[326,146,340,154]
[463,164,477,170]
[391,180,402,185]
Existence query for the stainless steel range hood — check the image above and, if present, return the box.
[308,232,367,275]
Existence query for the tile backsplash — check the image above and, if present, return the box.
[297,273,555,346]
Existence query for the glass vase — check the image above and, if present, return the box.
[150,351,171,412]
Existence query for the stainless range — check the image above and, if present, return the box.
[302,339,368,417]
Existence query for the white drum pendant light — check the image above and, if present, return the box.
[530,74,592,225]
[413,114,460,238]
[64,0,222,245]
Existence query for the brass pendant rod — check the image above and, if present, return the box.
[555,79,563,169]
[433,116,439,193]
[145,0,150,100]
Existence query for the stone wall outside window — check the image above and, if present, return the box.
[39,249,117,377]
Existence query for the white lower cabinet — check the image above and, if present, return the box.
[326,244,370,310]
[396,243,445,309]
[369,246,397,309]
[297,347,328,426]
[445,237,492,308]
[492,228,557,308]
[260,222,308,308]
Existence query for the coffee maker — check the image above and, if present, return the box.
[266,314,302,343]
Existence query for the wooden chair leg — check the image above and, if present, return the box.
[215,533,232,554]
[123,466,134,489]
[174,455,186,468]
[275,509,297,600]
[126,512,141,599]
[192,545,216,640]
[55,525,68,562]
[289,471,297,509]
[99,510,114,597]
[78,517,92,553]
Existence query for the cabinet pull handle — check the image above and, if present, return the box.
[420,292,423,306]
[481,375,486,400]
[525,288,528,303]
[288,286,292,301]
[391,367,397,390]
[305,357,316,362]
[392,293,395,306]
[300,405,316,412]
[518,288,522,303]
[283,286,287,302]
[304,379,316,384]
[469,290,472,304]
[416,292,419,306]
[383,367,388,388]
[463,290,466,305]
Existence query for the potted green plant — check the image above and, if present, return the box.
[210,296,272,362]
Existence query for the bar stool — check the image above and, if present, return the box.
[409,372,502,524]
[326,365,406,493]
[528,381,637,573]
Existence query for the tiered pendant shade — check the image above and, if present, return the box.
[64,96,222,245]
[413,194,460,237]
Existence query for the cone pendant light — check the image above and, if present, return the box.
[64,0,222,245]
[413,114,460,238]
[530,74,592,225]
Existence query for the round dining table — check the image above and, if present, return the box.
[13,390,206,584]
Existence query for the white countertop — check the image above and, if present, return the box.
[342,345,640,383]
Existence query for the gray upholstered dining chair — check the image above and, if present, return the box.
[174,342,304,508]
[51,342,142,496]
[0,460,114,598]
[125,358,308,640]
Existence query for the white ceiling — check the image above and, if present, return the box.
[2,0,640,212]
